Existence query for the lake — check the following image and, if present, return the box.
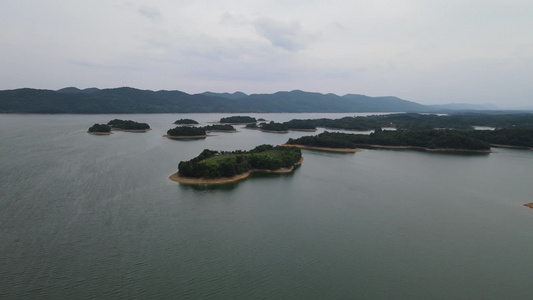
[1,113,533,299]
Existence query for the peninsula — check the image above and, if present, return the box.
[285,130,492,153]
[170,145,303,184]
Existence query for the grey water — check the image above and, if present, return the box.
[1,113,533,299]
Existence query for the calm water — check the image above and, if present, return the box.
[1,113,533,299]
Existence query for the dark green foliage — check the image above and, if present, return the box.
[260,121,289,132]
[287,130,491,150]
[88,124,111,133]
[285,113,533,131]
[167,126,206,136]
[178,145,302,178]
[219,116,257,123]
[283,119,317,130]
[245,123,259,128]
[202,124,236,131]
[174,118,199,124]
[457,128,533,148]
[107,119,150,130]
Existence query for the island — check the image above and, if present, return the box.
[284,120,317,131]
[174,118,199,125]
[284,130,492,153]
[164,126,208,139]
[219,116,257,124]
[88,124,112,135]
[170,144,303,184]
[107,119,150,132]
[202,124,237,132]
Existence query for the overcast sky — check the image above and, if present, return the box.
[1,0,532,107]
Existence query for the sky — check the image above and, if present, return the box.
[1,0,532,108]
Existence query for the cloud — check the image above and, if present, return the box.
[138,5,162,21]
[252,18,313,51]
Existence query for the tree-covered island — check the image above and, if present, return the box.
[107,119,150,131]
[88,124,112,135]
[164,126,208,139]
[285,130,492,152]
[202,124,237,132]
[174,118,199,125]
[170,145,303,184]
[219,116,257,124]
[259,121,289,133]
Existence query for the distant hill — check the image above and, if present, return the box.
[0,87,436,114]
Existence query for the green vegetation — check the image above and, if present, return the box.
[107,119,150,130]
[219,116,257,123]
[174,118,199,125]
[457,128,533,148]
[88,124,111,133]
[245,123,259,129]
[283,119,317,130]
[287,131,491,151]
[260,121,289,132]
[202,124,236,131]
[287,113,533,131]
[178,145,302,178]
[167,126,206,136]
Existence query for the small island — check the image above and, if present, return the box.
[164,126,208,139]
[202,124,237,132]
[284,120,318,132]
[219,116,257,124]
[170,144,303,184]
[259,121,289,133]
[88,124,112,135]
[284,130,492,153]
[108,119,150,132]
[174,118,199,125]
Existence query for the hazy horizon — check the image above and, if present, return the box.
[1,1,532,109]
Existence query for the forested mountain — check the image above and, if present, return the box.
[0,87,435,114]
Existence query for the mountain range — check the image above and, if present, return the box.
[0,86,440,114]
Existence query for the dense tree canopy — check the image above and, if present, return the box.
[202,124,236,131]
[260,121,289,132]
[107,119,150,130]
[88,124,111,133]
[167,126,206,136]
[174,118,199,124]
[219,116,257,123]
[287,130,491,151]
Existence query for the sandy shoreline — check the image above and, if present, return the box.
[523,203,533,209]
[288,128,318,132]
[260,129,289,133]
[205,130,239,133]
[490,144,533,150]
[281,144,362,153]
[88,131,113,135]
[170,157,304,185]
[361,144,492,153]
[163,134,213,139]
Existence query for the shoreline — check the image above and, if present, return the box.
[288,128,318,132]
[205,130,239,133]
[490,143,533,150]
[170,157,304,185]
[260,129,289,133]
[88,131,113,135]
[163,134,214,139]
[282,144,362,153]
[112,128,151,132]
[360,144,492,153]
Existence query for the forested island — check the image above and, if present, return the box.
[219,116,257,124]
[202,124,237,132]
[108,119,150,131]
[165,126,208,139]
[258,121,289,133]
[285,130,492,152]
[174,119,199,125]
[87,124,112,135]
[170,145,303,184]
